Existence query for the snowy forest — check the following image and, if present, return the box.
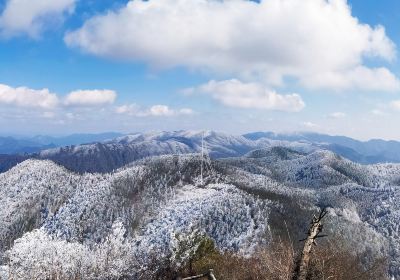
[0,131,399,279]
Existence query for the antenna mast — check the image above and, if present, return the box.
[201,132,204,186]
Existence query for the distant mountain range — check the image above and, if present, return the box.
[244,131,400,164]
[2,130,400,174]
[0,132,123,154]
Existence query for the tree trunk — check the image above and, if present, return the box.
[297,209,327,280]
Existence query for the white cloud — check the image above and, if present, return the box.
[0,0,76,38]
[328,112,347,119]
[64,90,117,107]
[390,100,400,111]
[0,83,118,112]
[148,105,175,117]
[65,0,398,92]
[178,108,195,115]
[0,83,59,109]
[302,121,318,128]
[187,79,305,112]
[115,104,140,115]
[304,66,400,92]
[115,104,194,117]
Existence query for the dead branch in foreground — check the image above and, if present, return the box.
[297,208,328,280]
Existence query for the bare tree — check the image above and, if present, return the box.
[297,208,328,280]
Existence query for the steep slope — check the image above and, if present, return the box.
[0,160,102,257]
[224,148,400,277]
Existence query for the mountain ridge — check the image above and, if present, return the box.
[2,130,400,175]
[0,132,124,155]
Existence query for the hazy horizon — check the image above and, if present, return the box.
[2,129,400,143]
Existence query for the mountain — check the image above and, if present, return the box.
[1,130,400,167]
[30,131,266,173]
[3,129,400,174]
[0,137,55,154]
[2,130,400,175]
[29,132,124,147]
[0,155,273,279]
[0,132,124,155]
[1,146,399,279]
[244,131,400,164]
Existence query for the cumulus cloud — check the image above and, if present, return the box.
[328,112,347,119]
[115,104,194,117]
[0,83,118,112]
[64,90,117,107]
[0,83,59,109]
[0,0,76,38]
[186,79,305,112]
[65,0,399,92]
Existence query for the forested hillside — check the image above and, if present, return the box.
[0,145,399,279]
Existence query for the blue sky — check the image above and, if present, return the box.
[1,0,400,140]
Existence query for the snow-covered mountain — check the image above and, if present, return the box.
[1,145,400,279]
[244,131,400,164]
[0,130,316,174]
[1,130,400,175]
[2,130,400,175]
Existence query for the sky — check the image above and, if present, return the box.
[1,0,400,140]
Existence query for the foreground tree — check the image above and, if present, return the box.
[297,208,328,280]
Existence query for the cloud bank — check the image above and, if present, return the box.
[0,83,116,109]
[64,90,117,107]
[0,84,59,109]
[116,104,194,117]
[65,0,399,92]
[0,0,76,38]
[186,79,305,112]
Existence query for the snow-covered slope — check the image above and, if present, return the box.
[0,155,277,279]
[244,131,400,164]
[33,130,261,173]
[0,130,318,174]
[3,130,400,176]
[1,146,400,279]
